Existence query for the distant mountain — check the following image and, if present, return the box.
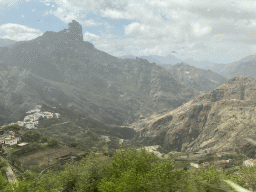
[131,76,256,158]
[0,38,17,47]
[0,20,202,127]
[119,55,219,70]
[119,54,182,66]
[119,54,181,65]
[209,55,256,79]
[166,62,228,93]
[182,58,219,70]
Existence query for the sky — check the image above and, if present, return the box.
[0,0,256,64]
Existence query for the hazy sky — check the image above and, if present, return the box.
[0,0,256,63]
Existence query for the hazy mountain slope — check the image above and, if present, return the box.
[209,55,256,79]
[119,54,182,65]
[0,38,17,47]
[130,76,256,158]
[0,20,202,126]
[166,62,228,93]
[119,55,218,69]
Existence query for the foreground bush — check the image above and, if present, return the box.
[2,147,256,192]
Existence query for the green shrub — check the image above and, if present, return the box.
[47,138,59,147]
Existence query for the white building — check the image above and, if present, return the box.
[33,113,41,121]
[190,163,200,168]
[17,121,24,127]
[26,108,41,114]
[25,124,35,129]
[0,137,19,146]
[24,116,32,122]
[55,113,60,118]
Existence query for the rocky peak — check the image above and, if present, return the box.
[66,20,83,42]
[39,20,83,43]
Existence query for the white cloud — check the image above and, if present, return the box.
[0,23,43,41]
[3,0,256,62]
[192,22,212,36]
[73,0,256,62]
[83,19,101,26]
[32,9,35,11]
[21,15,24,18]
[83,32,100,42]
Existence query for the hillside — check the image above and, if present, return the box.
[130,76,256,158]
[0,38,17,47]
[119,54,218,70]
[166,62,227,93]
[0,20,202,127]
[209,54,256,79]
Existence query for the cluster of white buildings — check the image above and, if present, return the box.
[2,105,60,129]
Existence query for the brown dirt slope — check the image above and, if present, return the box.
[18,146,84,167]
[131,76,256,158]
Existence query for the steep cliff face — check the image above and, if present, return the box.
[194,76,256,102]
[131,76,256,157]
[0,20,202,126]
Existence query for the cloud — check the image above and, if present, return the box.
[83,32,100,42]
[0,23,43,41]
[75,0,256,62]
[83,19,101,27]
[3,0,256,62]
[40,0,103,28]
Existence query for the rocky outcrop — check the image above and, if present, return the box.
[131,76,256,157]
[194,76,256,103]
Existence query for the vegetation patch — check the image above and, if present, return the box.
[18,146,84,168]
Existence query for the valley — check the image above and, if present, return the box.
[0,20,256,191]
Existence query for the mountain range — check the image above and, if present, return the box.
[2,20,256,157]
[166,62,227,93]
[0,20,204,127]
[209,55,256,80]
[119,54,219,70]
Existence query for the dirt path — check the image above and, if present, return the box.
[51,121,69,126]
[0,156,17,183]
[6,165,17,183]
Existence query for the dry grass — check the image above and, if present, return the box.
[18,146,84,167]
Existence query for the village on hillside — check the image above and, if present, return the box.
[0,104,60,152]
[2,105,60,129]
